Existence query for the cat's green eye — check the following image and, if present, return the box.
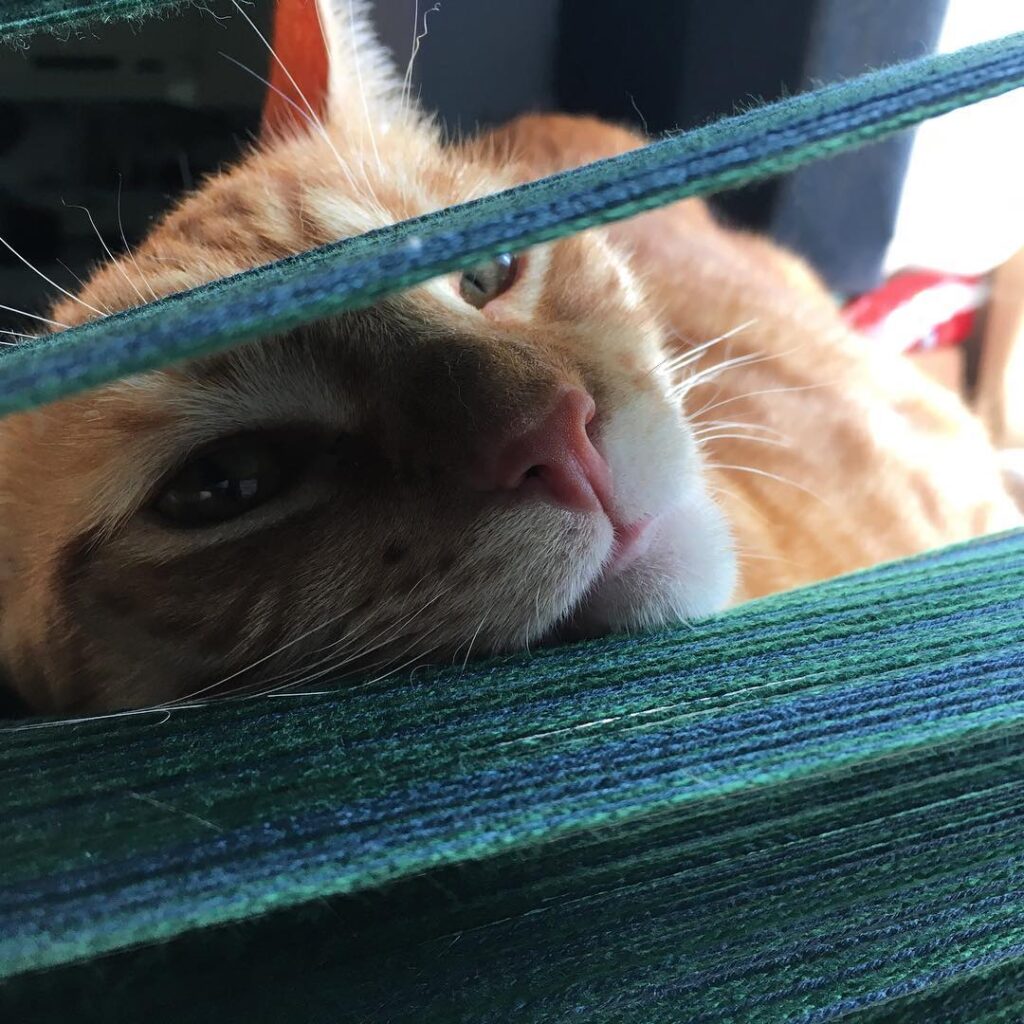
[153,437,287,528]
[458,253,519,308]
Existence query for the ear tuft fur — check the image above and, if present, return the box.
[262,0,415,140]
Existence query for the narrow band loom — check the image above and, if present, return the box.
[2,5,1024,1021]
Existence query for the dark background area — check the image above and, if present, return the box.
[0,0,947,336]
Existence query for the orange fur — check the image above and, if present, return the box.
[478,113,1020,598]
[0,4,1017,713]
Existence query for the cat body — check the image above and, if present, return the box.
[0,1,1017,712]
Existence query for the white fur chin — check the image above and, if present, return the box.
[564,484,737,638]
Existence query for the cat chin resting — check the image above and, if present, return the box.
[0,1,1018,714]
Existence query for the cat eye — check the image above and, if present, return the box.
[458,253,519,308]
[153,436,288,528]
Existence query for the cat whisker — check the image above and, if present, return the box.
[156,592,373,708]
[402,1,441,121]
[692,381,836,419]
[0,332,27,344]
[708,482,769,524]
[532,584,544,646]
[673,344,801,398]
[240,580,448,696]
[228,0,366,198]
[695,420,779,437]
[293,634,449,699]
[250,615,448,700]
[309,581,454,670]
[519,583,545,656]
[0,703,200,733]
[696,431,791,450]
[298,569,441,665]
[706,461,828,505]
[262,637,422,699]
[56,258,110,313]
[117,176,159,302]
[734,546,800,565]
[0,233,106,318]
[63,200,148,306]
[655,319,758,379]
[220,51,323,138]
[650,334,732,382]
[697,418,790,440]
[670,355,763,399]
[454,613,487,675]
[346,637,448,693]
[228,572,452,698]
[403,0,420,105]
[0,303,70,330]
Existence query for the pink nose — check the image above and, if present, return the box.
[481,388,614,515]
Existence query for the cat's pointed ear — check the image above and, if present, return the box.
[262,0,411,139]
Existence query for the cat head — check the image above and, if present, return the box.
[0,0,735,712]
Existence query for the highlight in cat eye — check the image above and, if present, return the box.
[458,252,520,308]
[152,435,289,528]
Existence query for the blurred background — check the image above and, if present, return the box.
[1,0,1022,431]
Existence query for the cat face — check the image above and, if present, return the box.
[0,2,735,711]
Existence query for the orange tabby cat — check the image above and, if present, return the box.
[0,0,1017,713]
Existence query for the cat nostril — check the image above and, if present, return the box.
[480,387,615,516]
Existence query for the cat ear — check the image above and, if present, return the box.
[262,0,410,139]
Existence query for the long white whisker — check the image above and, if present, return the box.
[734,547,798,564]
[709,482,769,524]
[402,0,420,107]
[402,1,440,119]
[117,176,159,302]
[692,382,835,419]
[228,0,362,195]
[673,345,799,397]
[0,304,69,330]
[220,51,322,135]
[223,569,452,700]
[0,234,106,318]
[455,614,486,674]
[63,200,147,305]
[0,702,209,733]
[696,418,790,440]
[240,579,448,696]
[308,582,452,671]
[697,431,791,449]
[157,595,369,708]
[249,608,448,700]
[0,597,372,730]
[657,319,758,378]
[706,462,827,504]
[259,633,448,702]
[56,259,108,312]
[345,636,447,693]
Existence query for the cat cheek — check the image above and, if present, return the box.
[598,396,698,522]
[570,486,737,637]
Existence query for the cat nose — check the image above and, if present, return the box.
[478,387,614,515]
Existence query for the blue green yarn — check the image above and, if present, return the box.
[2,531,1023,1020]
